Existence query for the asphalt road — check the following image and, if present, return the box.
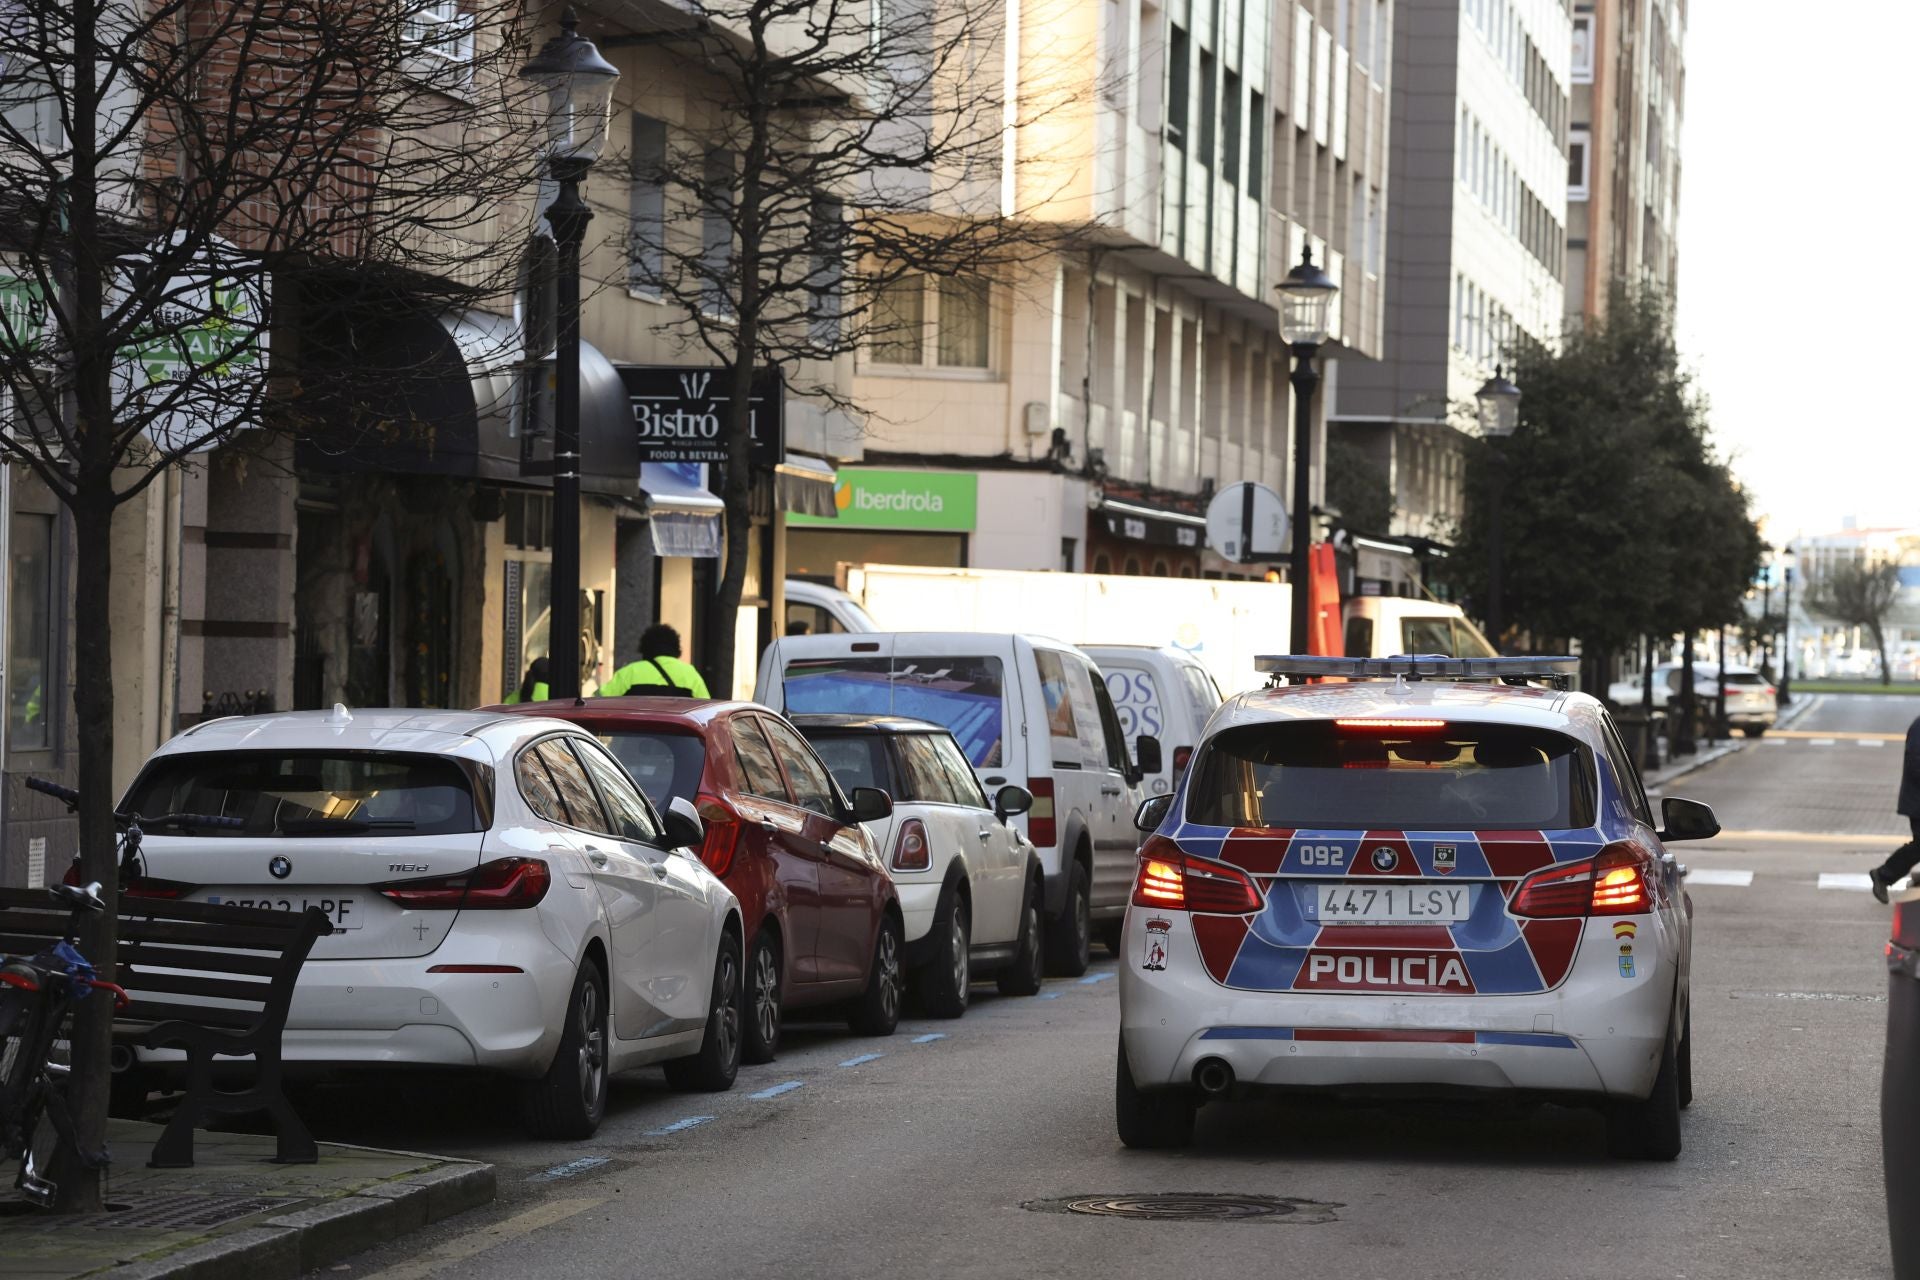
[303,694,1911,1280]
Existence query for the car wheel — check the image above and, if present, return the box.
[1045,861,1091,978]
[997,885,1046,997]
[1114,1035,1194,1149]
[1605,1028,1682,1160]
[521,957,610,1139]
[1096,918,1124,956]
[1677,1006,1693,1109]
[664,932,743,1093]
[916,893,971,1018]
[847,915,904,1036]
[741,930,782,1065]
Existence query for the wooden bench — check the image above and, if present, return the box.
[0,888,333,1168]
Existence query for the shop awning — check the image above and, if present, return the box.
[776,453,838,518]
[641,462,723,558]
[1096,496,1205,550]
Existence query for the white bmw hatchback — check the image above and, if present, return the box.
[119,707,745,1137]
[1118,657,1719,1160]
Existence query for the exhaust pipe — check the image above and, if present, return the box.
[110,1044,135,1074]
[1193,1057,1235,1096]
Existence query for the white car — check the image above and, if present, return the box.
[1117,655,1717,1160]
[792,713,1046,1016]
[119,708,746,1138]
[1607,664,1777,736]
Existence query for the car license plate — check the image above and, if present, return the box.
[204,892,361,929]
[1312,883,1471,924]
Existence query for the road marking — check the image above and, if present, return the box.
[357,1196,606,1280]
[1731,989,1887,1003]
[1810,737,1837,746]
[1686,869,1754,887]
[1712,830,1906,846]
[1767,728,1905,740]
[1037,991,1061,999]
[1079,971,1116,984]
[1819,873,1874,891]
[644,1115,714,1136]
[528,1156,609,1182]
[1859,739,1887,747]
[747,1080,804,1099]
[838,1053,883,1067]
[1762,737,1789,745]
[911,1033,946,1044]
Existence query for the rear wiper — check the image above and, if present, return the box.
[277,817,418,834]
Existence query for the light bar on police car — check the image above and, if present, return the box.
[1252,654,1579,679]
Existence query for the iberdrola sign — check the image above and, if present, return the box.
[789,468,977,531]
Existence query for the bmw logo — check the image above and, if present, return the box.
[1370,846,1399,873]
[269,855,293,880]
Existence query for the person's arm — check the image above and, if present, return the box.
[598,666,631,697]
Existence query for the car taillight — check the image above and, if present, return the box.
[1722,685,1744,697]
[1172,746,1193,774]
[1026,777,1056,847]
[892,818,931,871]
[696,793,742,878]
[1765,685,1777,697]
[1510,841,1651,918]
[1130,835,1263,913]
[377,857,550,910]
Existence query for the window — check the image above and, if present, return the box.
[1222,69,1242,183]
[6,510,52,750]
[1168,24,1190,147]
[1292,7,1312,122]
[758,717,840,816]
[600,730,707,812]
[781,655,1008,767]
[929,733,987,807]
[517,747,567,825]
[729,717,789,801]
[1198,50,1217,167]
[936,277,990,367]
[808,733,890,797]
[628,114,666,295]
[810,197,845,345]
[872,274,926,364]
[128,752,483,838]
[1568,129,1590,200]
[700,149,735,319]
[1090,671,1132,775]
[895,733,959,804]
[1570,13,1594,83]
[1033,649,1082,767]
[868,274,992,371]
[572,738,663,843]
[536,739,606,830]
[1248,91,1265,194]
[401,0,475,86]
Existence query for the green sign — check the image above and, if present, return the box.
[790,468,977,531]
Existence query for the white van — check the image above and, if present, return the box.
[1342,596,1497,660]
[1081,645,1223,802]
[783,579,878,636]
[755,632,1156,976]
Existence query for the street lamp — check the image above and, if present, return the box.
[1759,543,1775,675]
[1779,543,1796,706]
[1475,366,1521,654]
[520,9,619,700]
[1278,245,1338,657]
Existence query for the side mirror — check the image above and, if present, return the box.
[993,784,1033,822]
[1134,793,1175,833]
[1657,796,1720,843]
[849,786,893,824]
[1134,735,1163,778]
[663,796,705,850]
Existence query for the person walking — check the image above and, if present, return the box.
[1869,712,1920,903]
[598,624,712,699]
[502,657,550,704]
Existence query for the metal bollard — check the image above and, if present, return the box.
[1885,888,1920,1278]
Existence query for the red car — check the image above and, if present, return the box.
[487,697,903,1062]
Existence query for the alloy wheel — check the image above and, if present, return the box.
[950,912,970,994]
[878,927,901,1024]
[752,944,780,1047]
[714,950,741,1066]
[577,979,606,1113]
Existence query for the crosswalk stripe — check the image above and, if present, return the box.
[1859,739,1886,747]
[1810,738,1837,746]
[1762,737,1789,745]
[1687,869,1753,887]
[1820,873,1875,891]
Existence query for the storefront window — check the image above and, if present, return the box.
[8,511,53,751]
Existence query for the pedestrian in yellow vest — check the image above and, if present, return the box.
[502,657,551,704]
[599,625,711,699]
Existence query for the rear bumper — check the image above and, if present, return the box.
[895,880,944,949]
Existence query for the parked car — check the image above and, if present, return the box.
[756,631,1158,978]
[1606,664,1777,736]
[489,697,904,1064]
[1082,645,1224,800]
[791,714,1046,1015]
[117,708,745,1138]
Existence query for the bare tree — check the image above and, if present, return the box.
[0,0,542,1208]
[613,0,1091,689]
[1809,561,1903,687]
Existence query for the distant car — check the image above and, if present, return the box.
[792,714,1046,1016]
[489,697,904,1065]
[119,709,746,1138]
[1118,655,1716,1161]
[1607,664,1777,737]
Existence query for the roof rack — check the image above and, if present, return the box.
[1253,654,1579,690]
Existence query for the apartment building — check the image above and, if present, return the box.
[1788,522,1920,681]
[1565,0,1684,324]
[1329,0,1571,543]
[800,0,1394,583]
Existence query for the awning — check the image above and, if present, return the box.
[1096,496,1205,550]
[640,462,722,558]
[776,453,838,517]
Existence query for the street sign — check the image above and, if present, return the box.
[1205,481,1288,562]
[617,365,782,467]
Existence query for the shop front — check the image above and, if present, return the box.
[1086,491,1207,578]
[787,468,978,579]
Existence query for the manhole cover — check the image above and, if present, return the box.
[88,1193,293,1230]
[1023,1193,1338,1224]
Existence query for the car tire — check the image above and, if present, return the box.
[1096,918,1124,956]
[1605,1028,1683,1161]
[521,957,610,1139]
[997,884,1046,997]
[1045,861,1092,978]
[916,893,971,1019]
[846,915,904,1037]
[741,930,782,1065]
[1741,726,1764,738]
[664,931,744,1093]
[1114,1035,1194,1149]
[1677,1006,1693,1109]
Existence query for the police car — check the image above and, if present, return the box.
[1116,656,1718,1160]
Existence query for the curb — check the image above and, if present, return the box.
[103,1159,495,1280]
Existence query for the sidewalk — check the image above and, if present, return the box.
[0,1120,493,1280]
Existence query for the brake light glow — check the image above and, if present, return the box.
[696,793,742,878]
[1334,718,1447,732]
[376,857,550,910]
[1130,836,1263,913]
[892,818,931,871]
[1026,777,1056,847]
[1765,686,1777,697]
[1510,842,1652,918]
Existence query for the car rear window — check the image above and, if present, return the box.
[1723,672,1766,686]
[598,730,707,811]
[804,732,889,797]
[1186,721,1592,831]
[782,656,1007,768]
[125,751,483,837]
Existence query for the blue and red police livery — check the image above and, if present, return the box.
[1115,656,1719,1160]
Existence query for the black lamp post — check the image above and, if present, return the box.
[1778,543,1796,706]
[1475,366,1521,654]
[1278,246,1338,656]
[1759,543,1774,675]
[520,10,618,701]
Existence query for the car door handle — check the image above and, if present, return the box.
[758,819,779,833]
[977,828,992,842]
[1101,785,1123,796]
[587,850,609,869]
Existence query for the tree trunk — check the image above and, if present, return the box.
[1675,631,1696,757]
[1874,623,1892,687]
[1640,635,1654,712]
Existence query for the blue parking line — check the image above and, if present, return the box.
[643,1115,714,1136]
[748,1080,805,1099]
[838,1053,884,1067]
[1079,971,1116,984]
[1037,992,1061,1000]
[911,1033,946,1044]
[529,1156,610,1181]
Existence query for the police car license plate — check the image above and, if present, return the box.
[205,892,361,929]
[1313,884,1470,924]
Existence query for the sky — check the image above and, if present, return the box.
[1675,0,1916,545]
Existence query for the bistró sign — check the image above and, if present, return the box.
[618,365,782,467]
